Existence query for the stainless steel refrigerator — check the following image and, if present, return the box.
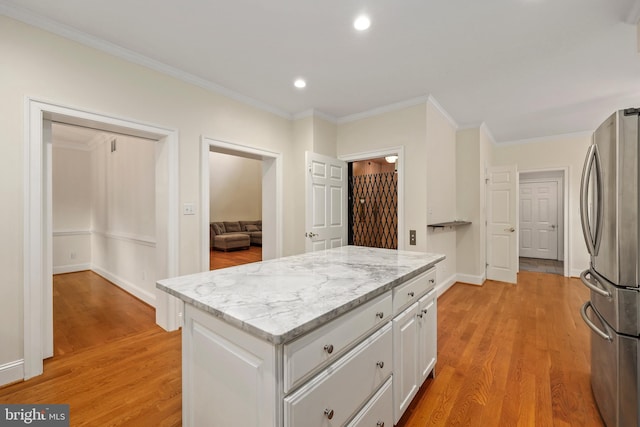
[580,108,640,427]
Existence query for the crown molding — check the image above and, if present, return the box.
[0,2,291,120]
[498,129,592,147]
[625,0,640,24]
[426,95,458,129]
[292,109,337,123]
[480,122,497,146]
[337,95,430,124]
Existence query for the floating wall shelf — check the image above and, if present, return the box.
[427,220,472,229]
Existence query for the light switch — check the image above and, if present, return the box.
[183,203,196,215]
[410,230,416,245]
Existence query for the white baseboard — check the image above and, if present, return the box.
[435,273,457,297]
[570,268,582,278]
[91,266,155,307]
[0,359,24,387]
[455,272,486,286]
[53,263,91,275]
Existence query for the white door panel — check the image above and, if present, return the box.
[305,152,347,252]
[519,181,558,259]
[487,165,517,284]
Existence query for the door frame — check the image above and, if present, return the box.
[200,137,282,271]
[339,146,405,249]
[24,98,180,380]
[518,167,569,277]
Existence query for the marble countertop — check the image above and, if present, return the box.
[157,246,444,344]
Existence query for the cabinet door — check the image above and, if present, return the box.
[418,290,437,382]
[392,302,419,424]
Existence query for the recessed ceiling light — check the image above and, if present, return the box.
[354,15,371,31]
[294,78,306,89]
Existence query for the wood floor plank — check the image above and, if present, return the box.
[1,269,604,427]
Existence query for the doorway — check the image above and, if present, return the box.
[518,169,567,276]
[348,157,398,249]
[24,99,179,380]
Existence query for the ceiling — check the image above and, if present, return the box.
[3,0,640,143]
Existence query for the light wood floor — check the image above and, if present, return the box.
[0,270,603,426]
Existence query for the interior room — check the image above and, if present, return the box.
[1,1,640,426]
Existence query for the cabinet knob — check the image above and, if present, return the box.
[429,279,435,284]
[323,344,334,354]
[376,361,384,369]
[324,409,334,419]
[422,308,428,314]
[408,291,415,297]
[417,313,423,318]
[375,311,384,319]
[377,422,385,427]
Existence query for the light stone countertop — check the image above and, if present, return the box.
[157,246,445,344]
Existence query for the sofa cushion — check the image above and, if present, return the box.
[223,221,242,233]
[211,222,225,235]
[244,224,260,232]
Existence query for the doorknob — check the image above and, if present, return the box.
[550,224,556,230]
[504,227,515,233]
[305,232,318,238]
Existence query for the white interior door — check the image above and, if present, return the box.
[305,151,347,252]
[519,181,558,259]
[487,165,518,284]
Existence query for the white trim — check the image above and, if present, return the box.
[52,229,91,237]
[337,96,429,124]
[24,98,180,381]
[499,130,593,147]
[0,3,290,121]
[292,109,337,123]
[339,146,406,250]
[92,229,156,248]
[0,359,24,387]
[434,273,458,297]
[201,137,283,272]
[92,266,155,306]
[518,166,570,277]
[426,95,458,129]
[456,273,486,286]
[53,263,91,275]
[625,0,640,24]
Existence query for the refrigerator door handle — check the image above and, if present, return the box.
[580,301,613,342]
[579,269,611,298]
[580,144,604,256]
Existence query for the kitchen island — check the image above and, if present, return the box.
[157,246,444,427]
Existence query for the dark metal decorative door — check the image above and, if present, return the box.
[349,171,397,249]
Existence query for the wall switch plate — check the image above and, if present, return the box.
[410,230,416,245]
[183,203,196,215]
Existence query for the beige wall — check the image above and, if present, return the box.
[209,152,262,221]
[492,133,592,276]
[0,16,296,372]
[338,103,428,251]
[426,101,457,290]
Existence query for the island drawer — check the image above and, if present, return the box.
[346,376,393,427]
[284,291,392,393]
[392,267,436,315]
[284,323,392,427]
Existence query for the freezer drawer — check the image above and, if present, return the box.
[581,267,640,336]
[581,301,639,427]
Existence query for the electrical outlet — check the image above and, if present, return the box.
[183,203,196,215]
[70,251,76,260]
[410,230,416,245]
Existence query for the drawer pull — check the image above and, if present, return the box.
[376,361,384,369]
[323,344,334,354]
[375,311,384,319]
[324,408,334,419]
[377,422,385,427]
[408,291,415,297]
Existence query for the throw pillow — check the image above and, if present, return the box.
[244,224,259,232]
[212,223,224,235]
[224,221,242,232]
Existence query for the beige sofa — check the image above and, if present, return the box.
[210,221,262,251]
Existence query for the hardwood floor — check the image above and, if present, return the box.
[0,270,603,426]
[210,245,262,270]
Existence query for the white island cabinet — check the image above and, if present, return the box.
[157,246,444,427]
